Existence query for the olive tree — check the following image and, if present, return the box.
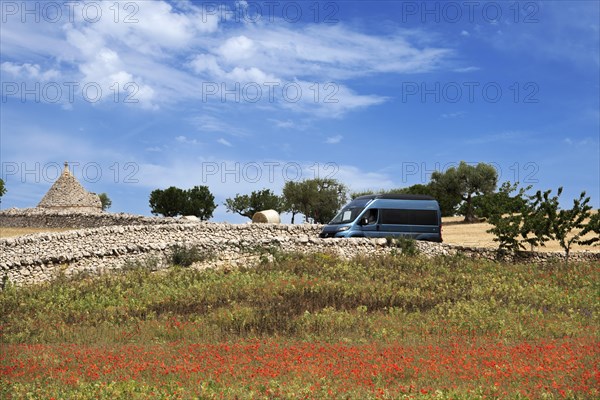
[283,178,347,224]
[150,185,216,220]
[224,189,283,219]
[431,161,498,222]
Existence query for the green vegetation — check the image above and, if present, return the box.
[430,161,498,222]
[224,188,283,219]
[0,178,6,206]
[1,252,598,398]
[98,192,112,211]
[487,186,600,258]
[350,161,498,219]
[283,178,347,223]
[149,185,216,220]
[1,252,597,344]
[169,244,213,267]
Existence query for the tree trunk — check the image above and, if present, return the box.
[463,194,479,223]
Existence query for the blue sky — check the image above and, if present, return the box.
[1,0,598,223]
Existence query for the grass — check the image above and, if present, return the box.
[1,251,598,398]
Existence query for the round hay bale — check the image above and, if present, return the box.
[252,209,281,224]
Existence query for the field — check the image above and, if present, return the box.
[441,216,600,252]
[0,227,74,238]
[1,251,598,399]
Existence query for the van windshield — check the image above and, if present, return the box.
[328,199,370,224]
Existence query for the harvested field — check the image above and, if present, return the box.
[442,216,600,253]
[0,227,74,238]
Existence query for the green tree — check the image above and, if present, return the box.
[350,190,376,200]
[0,178,6,206]
[350,184,459,216]
[547,190,597,263]
[398,183,461,217]
[182,186,217,220]
[431,161,498,222]
[149,186,216,220]
[521,188,559,251]
[150,187,186,217]
[283,178,347,224]
[580,212,600,247]
[486,183,533,253]
[282,181,302,224]
[98,193,112,211]
[487,186,600,260]
[464,182,530,220]
[224,189,283,219]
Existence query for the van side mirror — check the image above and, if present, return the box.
[360,217,369,225]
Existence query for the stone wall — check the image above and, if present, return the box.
[1,221,598,288]
[0,208,180,228]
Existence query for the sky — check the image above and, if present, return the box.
[1,0,599,223]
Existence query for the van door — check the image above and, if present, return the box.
[357,208,384,237]
[378,208,411,238]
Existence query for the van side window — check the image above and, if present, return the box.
[364,209,379,225]
[380,209,438,225]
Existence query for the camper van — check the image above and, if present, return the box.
[319,194,442,242]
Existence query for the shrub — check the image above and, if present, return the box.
[169,244,211,267]
[386,236,419,256]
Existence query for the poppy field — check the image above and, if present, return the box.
[1,252,598,399]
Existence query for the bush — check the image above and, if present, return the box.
[386,236,419,256]
[169,244,211,267]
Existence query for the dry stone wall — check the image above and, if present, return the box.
[0,208,180,228]
[0,222,380,286]
[1,220,598,288]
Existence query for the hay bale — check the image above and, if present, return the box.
[252,209,281,224]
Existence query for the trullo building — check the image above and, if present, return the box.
[37,162,102,213]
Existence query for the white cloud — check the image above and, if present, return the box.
[441,111,466,118]
[333,165,396,193]
[325,135,343,144]
[461,30,470,36]
[175,135,199,145]
[279,80,386,118]
[226,66,278,83]
[218,35,256,62]
[189,54,224,76]
[217,138,233,147]
[453,66,480,73]
[1,1,452,115]
[189,115,248,137]
[269,119,296,129]
[0,62,60,81]
[63,26,159,109]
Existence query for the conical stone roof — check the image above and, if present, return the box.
[37,162,102,212]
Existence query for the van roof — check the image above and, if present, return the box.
[354,194,436,201]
